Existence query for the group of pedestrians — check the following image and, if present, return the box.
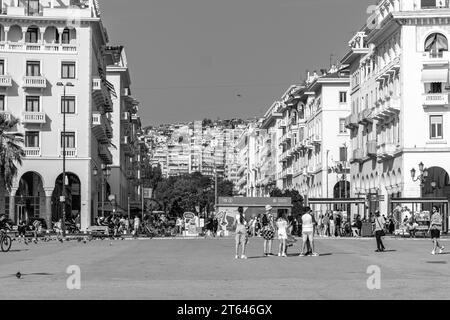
[96,215,141,236]
[233,205,446,259]
[233,205,319,259]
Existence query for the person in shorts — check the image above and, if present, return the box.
[233,207,248,259]
[429,206,445,255]
[276,211,288,257]
[300,208,318,257]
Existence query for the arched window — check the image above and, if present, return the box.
[425,33,448,57]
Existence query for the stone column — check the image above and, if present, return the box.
[44,188,53,230]
[3,26,9,43]
[39,27,45,46]
[21,27,27,43]
[9,188,17,222]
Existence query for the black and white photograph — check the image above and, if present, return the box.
[0,0,450,307]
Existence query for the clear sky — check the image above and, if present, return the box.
[101,0,374,126]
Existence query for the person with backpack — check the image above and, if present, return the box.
[429,206,445,255]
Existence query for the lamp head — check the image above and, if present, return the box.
[410,168,416,179]
[419,162,424,172]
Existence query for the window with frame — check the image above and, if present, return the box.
[61,96,75,114]
[0,60,4,76]
[25,27,38,43]
[25,96,40,112]
[339,118,347,134]
[62,29,70,44]
[61,62,76,79]
[26,61,40,76]
[0,95,5,111]
[430,115,443,140]
[61,132,76,149]
[339,91,347,103]
[25,131,39,148]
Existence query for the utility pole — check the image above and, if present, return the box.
[57,82,74,238]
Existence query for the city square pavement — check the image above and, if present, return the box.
[0,236,449,300]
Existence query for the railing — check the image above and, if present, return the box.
[24,147,41,157]
[367,140,377,156]
[23,76,47,88]
[0,42,77,53]
[60,148,77,158]
[422,93,449,106]
[0,75,12,87]
[22,112,46,124]
[353,148,364,161]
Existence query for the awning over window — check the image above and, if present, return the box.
[422,68,449,83]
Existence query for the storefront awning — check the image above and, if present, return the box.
[421,68,449,83]
[308,198,366,205]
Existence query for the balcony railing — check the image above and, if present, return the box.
[367,140,377,157]
[23,76,47,88]
[92,78,113,113]
[91,113,108,143]
[22,112,46,124]
[352,148,364,163]
[0,75,12,87]
[24,147,41,157]
[345,113,359,129]
[422,93,449,107]
[377,143,398,160]
[60,148,77,158]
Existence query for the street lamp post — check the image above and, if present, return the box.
[57,82,74,238]
[411,162,429,186]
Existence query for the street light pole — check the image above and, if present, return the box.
[57,82,74,238]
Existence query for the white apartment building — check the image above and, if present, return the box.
[342,0,450,217]
[294,69,351,205]
[104,45,141,214]
[0,0,121,231]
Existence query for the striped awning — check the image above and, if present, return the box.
[421,68,448,83]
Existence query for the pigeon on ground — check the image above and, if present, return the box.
[59,238,64,243]
[16,272,21,279]
[77,238,82,243]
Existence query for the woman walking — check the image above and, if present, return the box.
[329,213,335,237]
[373,211,386,252]
[233,207,248,259]
[261,205,275,257]
[322,213,330,237]
[276,212,288,257]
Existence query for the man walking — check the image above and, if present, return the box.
[300,207,318,257]
[430,206,445,255]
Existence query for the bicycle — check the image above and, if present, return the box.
[0,229,12,252]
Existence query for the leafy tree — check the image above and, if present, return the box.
[0,116,24,215]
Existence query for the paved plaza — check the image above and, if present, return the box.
[0,237,449,300]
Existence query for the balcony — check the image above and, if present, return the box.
[91,113,109,143]
[422,93,449,107]
[306,165,315,175]
[345,114,359,129]
[422,51,450,67]
[98,144,113,165]
[22,112,46,125]
[23,76,47,89]
[367,140,377,157]
[0,111,12,121]
[352,148,365,163]
[131,114,139,123]
[24,147,41,157]
[286,168,293,176]
[358,108,373,125]
[0,75,12,87]
[279,120,287,128]
[377,143,398,161]
[312,134,322,145]
[92,78,113,113]
[60,148,77,158]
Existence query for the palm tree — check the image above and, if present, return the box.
[0,115,25,216]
